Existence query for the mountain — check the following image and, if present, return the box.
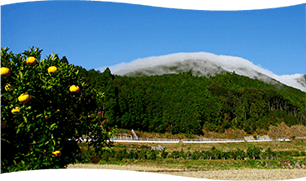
[78,53,305,135]
[113,52,306,93]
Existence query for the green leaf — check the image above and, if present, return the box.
[49,123,56,131]
[18,122,25,128]
[19,70,23,78]
[22,115,27,123]
[45,140,50,145]
[21,160,25,165]
[36,113,43,118]
[38,142,44,147]
[43,161,52,166]
[26,124,32,133]
[52,139,56,146]
[16,128,21,134]
[24,70,29,77]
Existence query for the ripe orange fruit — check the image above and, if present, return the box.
[5,84,11,91]
[45,112,51,119]
[52,151,62,157]
[48,66,57,74]
[1,67,10,77]
[26,56,36,65]
[11,107,20,114]
[69,85,80,93]
[18,94,31,104]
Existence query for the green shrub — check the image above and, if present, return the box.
[201,150,211,160]
[221,151,231,160]
[103,151,110,161]
[191,151,201,160]
[114,150,123,161]
[236,148,246,160]
[128,150,138,159]
[169,151,181,159]
[148,150,158,160]
[301,151,306,156]
[160,149,168,159]
[138,150,147,160]
[185,150,192,160]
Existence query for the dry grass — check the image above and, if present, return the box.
[125,122,306,140]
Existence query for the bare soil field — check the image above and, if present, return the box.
[66,163,306,180]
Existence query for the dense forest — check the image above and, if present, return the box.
[73,64,306,136]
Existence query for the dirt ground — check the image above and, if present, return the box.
[66,163,306,180]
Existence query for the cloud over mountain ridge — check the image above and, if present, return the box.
[107,52,305,93]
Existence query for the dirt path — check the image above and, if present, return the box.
[66,163,306,180]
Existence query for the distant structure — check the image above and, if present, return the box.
[151,145,165,151]
[131,129,138,139]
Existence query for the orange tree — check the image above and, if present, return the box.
[1,46,117,173]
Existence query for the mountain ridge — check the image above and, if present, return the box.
[112,52,306,93]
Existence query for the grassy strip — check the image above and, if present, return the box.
[73,157,306,170]
[74,146,306,170]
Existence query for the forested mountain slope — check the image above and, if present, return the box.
[75,66,306,136]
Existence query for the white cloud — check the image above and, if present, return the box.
[111,51,306,92]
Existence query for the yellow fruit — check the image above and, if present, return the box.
[1,67,10,77]
[5,84,11,91]
[18,94,31,104]
[11,107,20,114]
[69,85,80,93]
[52,151,61,157]
[48,66,57,73]
[26,56,36,65]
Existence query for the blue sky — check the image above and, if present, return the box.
[1,1,306,76]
